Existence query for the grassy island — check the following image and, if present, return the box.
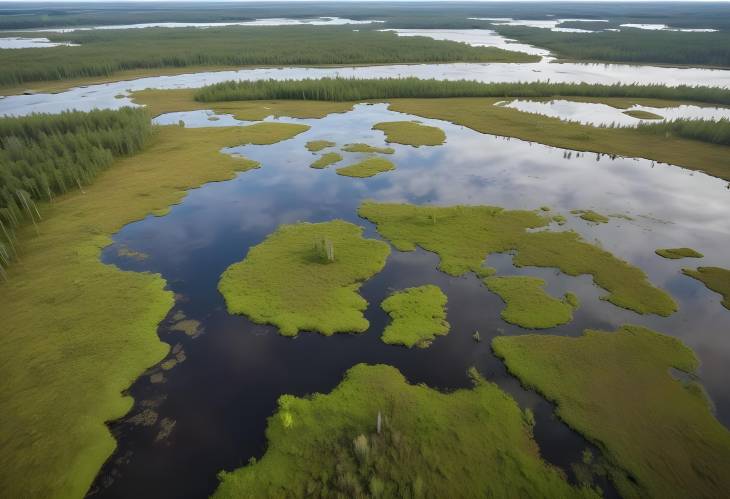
[373,121,446,147]
[381,285,449,348]
[493,325,730,498]
[484,276,579,329]
[306,140,336,152]
[213,364,598,499]
[218,220,390,336]
[655,247,704,259]
[310,152,342,169]
[336,158,396,178]
[682,266,730,309]
[572,210,609,224]
[341,143,395,154]
[358,202,676,316]
[623,110,663,120]
[0,120,308,498]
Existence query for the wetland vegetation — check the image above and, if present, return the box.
[310,152,342,169]
[336,157,396,178]
[655,247,704,259]
[372,121,446,146]
[380,285,450,347]
[682,266,730,309]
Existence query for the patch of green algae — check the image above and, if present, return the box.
[306,140,336,152]
[656,247,704,259]
[682,266,730,309]
[336,157,396,178]
[0,122,309,499]
[572,210,609,224]
[358,202,676,316]
[493,325,730,498]
[623,109,663,120]
[381,285,449,348]
[213,364,599,499]
[341,143,395,154]
[219,220,390,336]
[372,121,446,147]
[310,152,342,169]
[484,276,579,329]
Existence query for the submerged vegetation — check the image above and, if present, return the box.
[336,157,396,178]
[213,364,598,499]
[310,152,342,169]
[682,266,730,309]
[380,285,449,348]
[572,210,609,224]
[484,276,579,329]
[359,202,676,316]
[194,77,730,107]
[655,247,704,259]
[218,220,390,336]
[493,325,730,498]
[0,27,536,88]
[372,121,446,146]
[0,122,307,498]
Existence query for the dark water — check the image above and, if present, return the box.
[90,104,730,498]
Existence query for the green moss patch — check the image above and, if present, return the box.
[219,220,389,336]
[381,285,449,348]
[484,276,579,329]
[623,109,663,120]
[213,364,598,499]
[372,121,446,147]
[336,157,395,178]
[656,247,704,259]
[310,152,342,169]
[341,143,395,154]
[306,140,336,152]
[571,210,609,224]
[358,202,676,316]
[493,325,730,498]
[682,266,730,309]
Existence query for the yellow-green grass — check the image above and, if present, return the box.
[484,276,579,329]
[387,98,730,181]
[655,247,704,259]
[682,266,730,309]
[493,324,730,498]
[572,210,610,224]
[380,285,449,348]
[219,220,390,336]
[358,202,676,316]
[306,140,336,152]
[132,89,354,119]
[623,109,664,120]
[372,120,446,147]
[213,364,599,499]
[341,143,395,154]
[336,157,396,178]
[0,122,308,499]
[310,152,343,169]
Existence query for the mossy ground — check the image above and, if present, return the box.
[336,157,396,178]
[380,285,449,348]
[310,152,343,169]
[623,109,664,120]
[306,140,336,152]
[682,266,730,309]
[213,364,598,499]
[341,143,395,154]
[493,325,730,498]
[484,276,579,329]
[218,220,390,336]
[0,122,308,498]
[655,247,704,259]
[372,121,446,146]
[387,98,730,181]
[359,202,676,316]
[571,210,609,224]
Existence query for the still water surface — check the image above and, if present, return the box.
[89,103,730,498]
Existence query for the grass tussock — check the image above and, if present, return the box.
[493,324,730,498]
[380,285,449,348]
[213,364,599,499]
[218,220,390,336]
[484,276,579,329]
[358,202,676,316]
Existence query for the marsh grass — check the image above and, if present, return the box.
[341,143,395,154]
[372,121,446,146]
[623,109,663,120]
[380,285,449,348]
[655,247,704,259]
[310,152,342,169]
[682,266,730,309]
[336,157,395,178]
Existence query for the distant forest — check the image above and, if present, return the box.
[0,27,535,87]
[0,108,150,234]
